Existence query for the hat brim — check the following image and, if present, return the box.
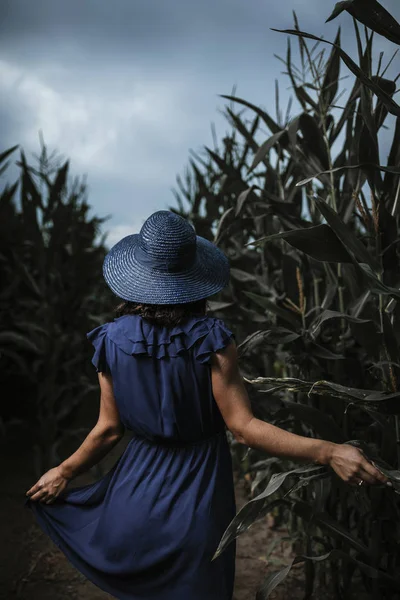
[103,234,230,305]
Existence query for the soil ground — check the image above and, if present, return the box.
[1,438,310,600]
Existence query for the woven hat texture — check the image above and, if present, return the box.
[103,210,230,304]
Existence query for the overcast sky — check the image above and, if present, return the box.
[1,0,399,246]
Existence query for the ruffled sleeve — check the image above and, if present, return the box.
[193,318,235,365]
[99,315,234,363]
[86,323,110,373]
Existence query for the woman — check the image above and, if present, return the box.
[26,210,389,600]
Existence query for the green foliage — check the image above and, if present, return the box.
[172,3,400,598]
[0,143,112,472]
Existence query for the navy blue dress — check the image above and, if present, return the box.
[27,314,237,600]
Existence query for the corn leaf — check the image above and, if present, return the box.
[326,0,400,46]
[246,224,353,263]
[213,465,324,560]
[272,28,400,116]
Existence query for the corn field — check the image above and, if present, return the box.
[0,143,112,474]
[171,2,400,598]
[2,0,400,598]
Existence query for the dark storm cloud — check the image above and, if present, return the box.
[1,0,399,245]
[1,0,298,51]
[2,0,372,73]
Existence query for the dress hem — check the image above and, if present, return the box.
[26,500,133,600]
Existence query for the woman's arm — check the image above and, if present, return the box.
[26,372,124,503]
[211,341,389,486]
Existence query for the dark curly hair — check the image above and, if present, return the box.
[115,298,209,327]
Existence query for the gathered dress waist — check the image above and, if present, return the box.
[131,429,226,449]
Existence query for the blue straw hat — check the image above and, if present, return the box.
[103,211,230,305]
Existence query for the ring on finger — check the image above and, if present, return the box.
[358,479,364,487]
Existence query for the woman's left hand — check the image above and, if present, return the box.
[26,466,70,504]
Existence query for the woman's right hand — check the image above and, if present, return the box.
[26,466,71,504]
[328,443,391,487]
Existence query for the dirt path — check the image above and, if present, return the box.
[1,442,306,600]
